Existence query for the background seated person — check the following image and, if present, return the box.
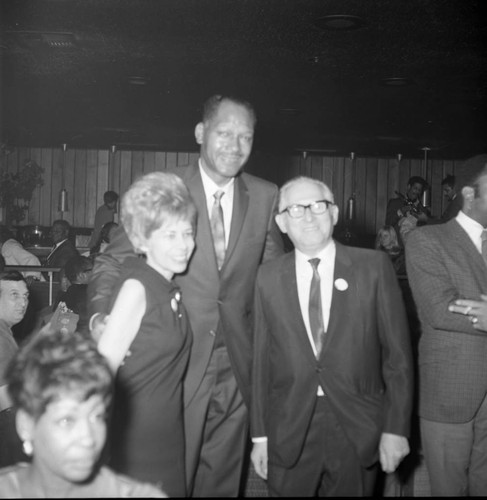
[375,225,405,275]
[53,256,93,335]
[44,220,79,282]
[0,226,44,282]
[385,176,431,245]
[0,328,167,498]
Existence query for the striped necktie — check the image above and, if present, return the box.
[308,258,325,357]
[210,190,226,270]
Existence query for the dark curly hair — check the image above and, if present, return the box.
[6,329,113,420]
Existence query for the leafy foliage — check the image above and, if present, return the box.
[0,160,44,223]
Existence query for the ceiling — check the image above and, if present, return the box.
[1,0,486,159]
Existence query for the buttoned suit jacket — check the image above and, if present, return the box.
[406,219,487,422]
[88,163,284,407]
[251,244,413,469]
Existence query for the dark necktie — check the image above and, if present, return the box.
[308,258,325,357]
[210,190,226,270]
[482,230,487,266]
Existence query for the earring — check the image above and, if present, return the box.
[22,439,33,456]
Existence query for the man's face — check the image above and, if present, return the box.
[406,182,424,202]
[0,280,29,326]
[23,394,107,485]
[471,174,487,226]
[275,180,338,256]
[195,100,254,186]
[51,224,67,244]
[141,216,196,282]
[443,185,455,201]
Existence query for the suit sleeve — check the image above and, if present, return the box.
[385,198,401,227]
[261,186,285,263]
[87,225,136,317]
[376,252,414,437]
[406,227,486,336]
[251,270,270,439]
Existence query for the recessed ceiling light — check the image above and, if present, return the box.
[380,77,413,87]
[313,15,365,31]
[128,76,148,86]
[278,108,300,115]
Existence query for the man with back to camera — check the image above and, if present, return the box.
[88,94,284,496]
[251,176,413,496]
[406,154,487,496]
[88,190,119,252]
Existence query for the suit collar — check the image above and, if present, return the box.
[280,245,357,363]
[446,219,487,284]
[184,163,249,274]
[224,175,249,267]
[280,252,317,363]
[324,243,356,355]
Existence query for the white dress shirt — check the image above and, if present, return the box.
[295,242,336,355]
[199,160,234,248]
[455,210,483,254]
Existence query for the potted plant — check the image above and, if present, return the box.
[0,159,44,225]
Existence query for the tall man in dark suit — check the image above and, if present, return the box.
[406,154,487,496]
[251,176,413,496]
[88,95,284,497]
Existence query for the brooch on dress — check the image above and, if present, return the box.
[171,291,183,318]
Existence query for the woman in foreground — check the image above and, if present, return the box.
[0,328,166,498]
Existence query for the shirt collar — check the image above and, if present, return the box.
[295,240,336,270]
[456,210,484,245]
[53,238,68,249]
[198,159,235,197]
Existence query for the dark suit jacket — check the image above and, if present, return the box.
[406,219,487,423]
[440,194,463,222]
[251,244,413,469]
[45,239,79,280]
[88,164,284,407]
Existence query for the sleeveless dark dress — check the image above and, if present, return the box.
[108,257,192,497]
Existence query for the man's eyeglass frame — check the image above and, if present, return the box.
[279,199,335,219]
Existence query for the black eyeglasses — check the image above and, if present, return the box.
[279,199,335,219]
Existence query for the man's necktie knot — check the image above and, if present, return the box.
[309,258,320,272]
[211,190,226,270]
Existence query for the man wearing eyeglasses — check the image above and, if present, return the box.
[250,176,413,496]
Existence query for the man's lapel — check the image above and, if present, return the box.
[183,166,220,275]
[224,175,249,267]
[281,252,320,365]
[447,219,487,290]
[322,243,356,355]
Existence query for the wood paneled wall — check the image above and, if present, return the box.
[1,146,465,235]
